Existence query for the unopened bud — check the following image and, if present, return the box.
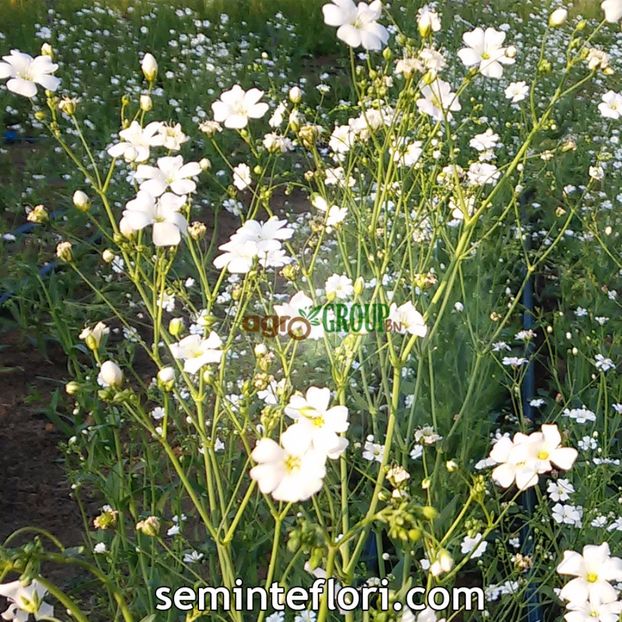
[168,317,185,337]
[140,94,153,111]
[289,86,302,104]
[56,241,73,262]
[73,190,90,211]
[136,516,160,537]
[549,8,568,27]
[141,53,158,82]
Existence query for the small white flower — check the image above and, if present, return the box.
[557,543,622,604]
[599,91,622,120]
[417,79,461,121]
[232,163,252,190]
[250,427,327,502]
[547,478,575,502]
[170,333,223,374]
[135,156,201,197]
[94,542,107,554]
[325,274,354,300]
[388,301,427,336]
[458,27,515,78]
[505,81,529,103]
[0,50,60,97]
[595,354,615,373]
[212,85,269,129]
[461,534,488,559]
[322,0,389,51]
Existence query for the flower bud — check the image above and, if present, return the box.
[505,45,517,59]
[65,381,80,396]
[98,360,123,388]
[56,241,73,262]
[27,204,48,224]
[188,221,207,240]
[73,190,90,211]
[139,94,153,112]
[136,516,160,537]
[102,249,115,263]
[41,43,53,57]
[549,8,568,27]
[199,158,211,171]
[157,366,175,391]
[168,317,185,337]
[141,53,158,82]
[58,97,77,116]
[353,276,365,297]
[289,86,302,104]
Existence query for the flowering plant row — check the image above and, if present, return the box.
[0,1,621,622]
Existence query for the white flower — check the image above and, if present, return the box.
[211,85,269,129]
[250,427,327,502]
[461,534,488,559]
[551,503,583,526]
[120,190,188,246]
[107,121,163,163]
[547,478,575,502]
[0,50,60,97]
[183,550,204,564]
[363,439,385,462]
[79,321,109,349]
[284,387,349,459]
[489,424,577,491]
[0,580,54,621]
[325,274,354,300]
[322,0,389,51]
[213,238,259,273]
[602,0,622,23]
[417,5,441,37]
[470,129,499,151]
[170,333,223,374]
[468,162,500,185]
[155,123,188,151]
[598,91,622,120]
[214,217,293,273]
[557,543,622,605]
[274,292,325,341]
[232,163,252,190]
[98,361,123,388]
[458,27,515,78]
[502,356,528,367]
[527,424,578,474]
[135,156,201,197]
[563,407,596,424]
[595,354,615,373]
[505,81,529,103]
[565,595,622,622]
[94,542,107,554]
[388,301,427,336]
[430,549,454,576]
[416,79,461,121]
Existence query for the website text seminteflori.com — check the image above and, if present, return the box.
[154,579,485,615]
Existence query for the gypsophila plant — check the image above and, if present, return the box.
[1,1,622,621]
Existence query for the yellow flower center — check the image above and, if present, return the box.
[537,450,549,460]
[481,52,491,60]
[284,455,301,472]
[586,572,598,583]
[311,416,325,428]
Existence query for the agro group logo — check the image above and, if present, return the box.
[242,303,402,340]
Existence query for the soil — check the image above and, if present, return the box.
[0,332,84,550]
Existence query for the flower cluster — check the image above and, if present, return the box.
[250,387,349,501]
